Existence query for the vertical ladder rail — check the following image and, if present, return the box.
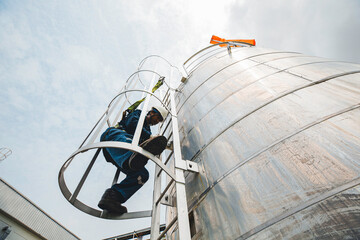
[150,84,166,240]
[169,70,192,240]
[150,164,162,240]
[149,68,192,240]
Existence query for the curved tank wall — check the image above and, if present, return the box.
[167,46,360,239]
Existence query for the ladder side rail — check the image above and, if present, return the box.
[159,89,172,134]
[69,148,101,203]
[150,81,168,240]
[169,69,192,240]
[150,164,162,240]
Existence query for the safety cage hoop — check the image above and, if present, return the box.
[58,56,178,220]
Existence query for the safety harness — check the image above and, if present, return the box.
[114,76,165,129]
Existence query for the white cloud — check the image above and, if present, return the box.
[227,0,360,63]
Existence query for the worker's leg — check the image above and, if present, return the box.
[111,166,149,203]
[100,127,133,169]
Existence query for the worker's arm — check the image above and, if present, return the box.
[124,110,151,140]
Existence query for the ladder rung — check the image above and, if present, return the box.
[156,179,175,206]
[163,151,174,166]
[157,151,174,177]
[162,87,171,103]
[157,215,178,240]
[160,118,172,135]
[163,91,171,106]
[167,131,173,141]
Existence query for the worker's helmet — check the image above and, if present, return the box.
[152,106,168,122]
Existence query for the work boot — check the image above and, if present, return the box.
[129,135,167,170]
[98,188,127,215]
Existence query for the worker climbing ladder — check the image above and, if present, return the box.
[58,56,198,239]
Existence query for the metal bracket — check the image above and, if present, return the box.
[227,44,232,54]
[186,160,199,173]
[160,194,176,207]
[175,160,199,173]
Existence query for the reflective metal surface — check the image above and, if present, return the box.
[167,46,360,239]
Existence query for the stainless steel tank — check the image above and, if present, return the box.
[167,45,360,239]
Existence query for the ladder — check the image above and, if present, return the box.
[150,69,199,240]
[58,56,198,240]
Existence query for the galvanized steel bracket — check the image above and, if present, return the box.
[186,160,199,173]
[160,194,175,207]
[175,160,199,173]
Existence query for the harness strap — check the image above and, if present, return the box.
[122,76,165,120]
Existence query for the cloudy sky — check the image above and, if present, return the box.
[1,0,359,239]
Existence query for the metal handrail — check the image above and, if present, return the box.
[138,55,182,75]
[183,41,254,76]
[107,89,173,118]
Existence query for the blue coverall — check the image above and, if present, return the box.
[100,110,151,203]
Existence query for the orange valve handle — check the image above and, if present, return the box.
[210,35,256,47]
